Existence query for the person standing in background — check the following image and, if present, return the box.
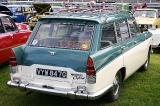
[131,6,136,13]
[135,3,141,10]
[101,1,108,9]
[142,2,147,8]
[90,1,96,8]
[85,1,96,9]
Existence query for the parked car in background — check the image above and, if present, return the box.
[133,8,160,49]
[133,8,160,32]
[148,28,160,48]
[28,2,53,30]
[0,1,8,5]
[0,5,35,23]
[7,9,152,102]
[0,2,5,5]
[0,14,31,65]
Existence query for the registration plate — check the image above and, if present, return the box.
[36,68,67,78]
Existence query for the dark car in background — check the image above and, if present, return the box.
[0,4,35,23]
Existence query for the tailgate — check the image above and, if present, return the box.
[21,47,90,88]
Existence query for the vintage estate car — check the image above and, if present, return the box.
[0,5,34,23]
[28,2,53,30]
[133,8,160,32]
[0,14,31,64]
[7,9,153,102]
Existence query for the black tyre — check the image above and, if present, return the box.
[139,49,150,71]
[103,71,122,102]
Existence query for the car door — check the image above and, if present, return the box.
[115,19,141,78]
[23,6,33,23]
[128,18,149,70]
[0,17,13,63]
[1,16,29,47]
[15,7,25,23]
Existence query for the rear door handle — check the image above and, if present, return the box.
[121,46,126,50]
[134,41,137,44]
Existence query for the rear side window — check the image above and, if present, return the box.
[31,23,94,51]
[128,18,140,37]
[101,23,116,49]
[115,20,130,42]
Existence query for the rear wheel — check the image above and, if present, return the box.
[139,49,150,71]
[103,71,122,102]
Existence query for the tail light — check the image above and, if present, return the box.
[10,50,17,66]
[86,57,96,84]
[9,50,18,74]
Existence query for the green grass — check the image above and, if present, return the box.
[0,49,160,106]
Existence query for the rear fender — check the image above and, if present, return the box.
[12,45,25,65]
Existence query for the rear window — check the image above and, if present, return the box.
[30,22,94,51]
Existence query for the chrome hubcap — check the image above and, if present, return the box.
[112,75,120,95]
[145,59,148,68]
[145,54,149,68]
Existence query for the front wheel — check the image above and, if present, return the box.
[103,71,122,102]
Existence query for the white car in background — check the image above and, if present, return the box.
[148,29,160,48]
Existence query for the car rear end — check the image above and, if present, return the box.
[7,18,100,99]
[148,28,160,48]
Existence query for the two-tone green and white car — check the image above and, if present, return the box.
[7,9,153,102]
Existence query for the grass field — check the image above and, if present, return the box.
[0,49,160,106]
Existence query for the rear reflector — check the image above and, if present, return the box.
[86,70,95,75]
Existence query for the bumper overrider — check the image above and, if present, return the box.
[7,80,113,100]
[152,44,160,48]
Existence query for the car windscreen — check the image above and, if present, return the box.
[133,10,156,18]
[30,22,94,51]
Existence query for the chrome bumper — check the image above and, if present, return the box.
[7,80,113,100]
[152,44,160,48]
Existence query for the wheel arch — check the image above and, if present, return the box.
[149,45,152,53]
[119,67,126,82]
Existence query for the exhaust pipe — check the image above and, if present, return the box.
[26,91,33,96]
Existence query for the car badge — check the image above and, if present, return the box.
[49,51,56,56]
